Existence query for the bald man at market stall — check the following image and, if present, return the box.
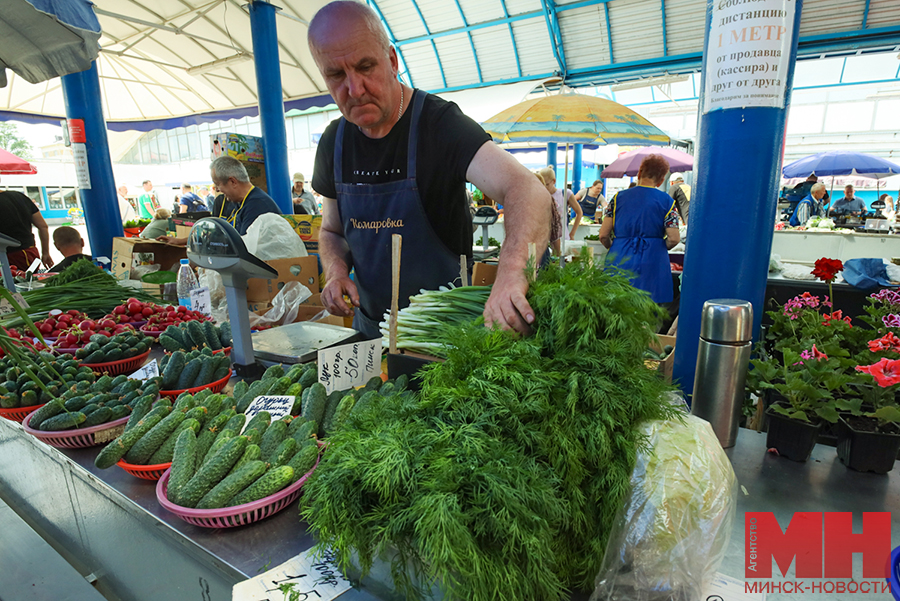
[308,1,549,338]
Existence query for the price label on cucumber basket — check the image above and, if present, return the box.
[190,286,212,316]
[129,359,159,381]
[317,339,381,394]
[241,395,294,433]
[232,547,350,601]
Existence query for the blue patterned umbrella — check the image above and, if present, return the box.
[783,151,900,180]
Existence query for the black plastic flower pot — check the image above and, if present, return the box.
[836,417,900,474]
[765,404,821,462]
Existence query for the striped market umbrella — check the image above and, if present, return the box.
[601,146,694,178]
[481,93,670,146]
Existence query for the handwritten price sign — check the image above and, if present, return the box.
[129,359,159,381]
[190,286,212,317]
[240,395,295,432]
[317,339,381,393]
[231,547,351,601]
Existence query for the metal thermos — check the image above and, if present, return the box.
[691,299,754,448]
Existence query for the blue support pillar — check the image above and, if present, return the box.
[61,62,123,261]
[249,0,292,215]
[546,143,557,170]
[572,144,583,192]
[673,1,804,398]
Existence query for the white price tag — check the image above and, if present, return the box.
[190,286,212,316]
[232,547,351,601]
[0,293,29,316]
[702,573,766,601]
[72,142,91,189]
[240,395,295,433]
[128,359,159,381]
[317,339,381,394]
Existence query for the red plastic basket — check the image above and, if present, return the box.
[22,412,130,449]
[213,346,232,356]
[159,371,232,399]
[81,349,151,376]
[117,459,172,480]
[0,403,45,423]
[155,443,323,528]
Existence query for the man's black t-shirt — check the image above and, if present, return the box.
[0,190,38,250]
[54,254,92,273]
[312,92,491,258]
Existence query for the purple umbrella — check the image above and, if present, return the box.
[601,147,694,178]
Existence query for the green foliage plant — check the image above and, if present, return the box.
[301,251,680,601]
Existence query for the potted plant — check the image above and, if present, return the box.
[754,346,850,461]
[123,218,142,237]
[837,334,900,473]
[857,288,900,336]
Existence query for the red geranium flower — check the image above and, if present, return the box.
[869,332,900,353]
[856,358,900,388]
[811,344,828,360]
[811,257,844,283]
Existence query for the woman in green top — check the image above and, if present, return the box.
[140,208,171,239]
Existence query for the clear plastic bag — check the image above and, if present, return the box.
[243,213,307,260]
[591,414,737,601]
[248,281,312,329]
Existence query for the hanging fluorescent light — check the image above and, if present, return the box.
[611,74,690,92]
[186,53,253,76]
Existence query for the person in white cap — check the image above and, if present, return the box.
[292,172,319,215]
[668,173,691,226]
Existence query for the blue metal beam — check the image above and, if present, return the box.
[498,0,523,77]
[604,3,614,63]
[367,0,415,87]
[450,0,483,83]
[539,0,568,77]
[397,10,542,46]
[407,0,448,88]
[862,0,871,29]
[660,0,668,57]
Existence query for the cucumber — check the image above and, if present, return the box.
[379,382,395,396]
[227,465,293,507]
[192,388,213,405]
[192,356,215,388]
[148,418,201,465]
[167,429,198,504]
[28,399,65,429]
[203,321,222,351]
[202,394,223,417]
[94,375,114,392]
[40,411,87,431]
[94,408,168,469]
[235,379,272,414]
[244,427,263,446]
[0,395,17,409]
[201,429,235,467]
[263,364,284,379]
[195,411,232,460]
[268,376,293,397]
[218,321,232,347]
[331,395,357,431]
[184,406,208,427]
[244,411,271,436]
[301,383,328,426]
[177,435,248,508]
[291,420,317,445]
[322,394,353,438]
[319,391,346,438]
[223,413,246,433]
[82,406,113,427]
[124,410,186,464]
[286,442,319,483]
[232,380,249,404]
[110,405,131,420]
[287,414,308,435]
[297,368,317,389]
[161,351,185,390]
[259,420,288,462]
[159,334,183,353]
[227,443,261,476]
[104,348,124,362]
[83,350,105,364]
[196,460,267,509]
[394,374,409,391]
[176,358,202,391]
[186,320,209,350]
[270,437,299,466]
[163,325,186,348]
[173,394,195,412]
[63,396,90,411]
[212,365,231,382]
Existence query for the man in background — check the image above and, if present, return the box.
[291,173,319,215]
[138,180,159,219]
[199,186,215,211]
[178,183,206,213]
[829,184,867,217]
[51,227,91,273]
[667,173,691,226]
[117,184,136,223]
[0,182,53,270]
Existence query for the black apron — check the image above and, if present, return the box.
[334,89,462,338]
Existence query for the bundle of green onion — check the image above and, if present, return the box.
[379,285,491,357]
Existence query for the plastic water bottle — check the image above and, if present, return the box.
[176,259,199,309]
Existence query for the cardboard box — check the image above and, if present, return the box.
[211,133,267,193]
[247,256,319,302]
[282,215,322,253]
[649,334,677,383]
[111,237,186,282]
[472,262,498,286]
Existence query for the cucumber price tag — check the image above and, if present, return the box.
[190,286,212,317]
[317,339,381,394]
[232,547,350,601]
[128,359,159,381]
[240,395,294,433]
[0,293,29,316]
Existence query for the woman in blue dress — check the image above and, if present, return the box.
[598,154,680,303]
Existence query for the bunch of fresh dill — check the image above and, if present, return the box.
[301,256,680,601]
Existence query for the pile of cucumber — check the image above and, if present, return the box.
[159,321,232,353]
[160,348,232,391]
[75,333,151,364]
[0,351,91,409]
[27,374,151,431]
[165,411,321,509]
[305,374,409,439]
[95,388,228,467]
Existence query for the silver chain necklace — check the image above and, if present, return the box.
[398,86,404,121]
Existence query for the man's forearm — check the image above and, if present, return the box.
[37,226,50,256]
[319,229,353,281]
[495,180,550,274]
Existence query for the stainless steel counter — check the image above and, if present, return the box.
[1,414,898,601]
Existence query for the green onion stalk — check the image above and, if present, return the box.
[380,285,492,356]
